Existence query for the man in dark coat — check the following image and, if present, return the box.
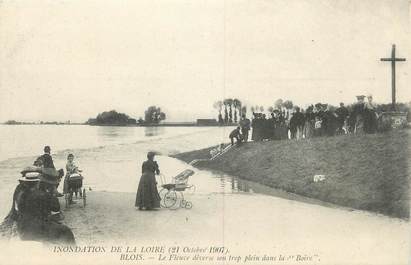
[38,146,65,197]
[40,146,55,169]
[239,114,251,142]
[335,102,349,134]
[289,107,305,139]
[251,113,265,141]
[323,108,337,136]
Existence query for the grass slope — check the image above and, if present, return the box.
[173,130,410,219]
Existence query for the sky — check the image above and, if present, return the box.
[0,0,410,122]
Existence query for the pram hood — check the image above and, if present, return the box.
[174,169,195,181]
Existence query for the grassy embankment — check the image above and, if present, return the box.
[173,130,410,219]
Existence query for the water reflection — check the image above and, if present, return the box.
[97,126,134,140]
[216,171,254,193]
[227,175,252,193]
[144,127,165,137]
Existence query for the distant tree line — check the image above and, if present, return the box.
[213,98,246,124]
[86,106,167,126]
[87,110,136,126]
[4,120,35,125]
[143,106,166,124]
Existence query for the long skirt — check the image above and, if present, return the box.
[135,172,161,209]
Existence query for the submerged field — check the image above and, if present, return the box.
[173,130,410,219]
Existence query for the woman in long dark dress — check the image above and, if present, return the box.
[135,152,161,210]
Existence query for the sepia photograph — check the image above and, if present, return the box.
[0,0,410,264]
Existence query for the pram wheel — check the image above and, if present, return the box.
[180,200,193,209]
[185,201,192,209]
[163,190,178,208]
[159,189,168,208]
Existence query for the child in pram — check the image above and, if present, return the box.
[63,154,83,204]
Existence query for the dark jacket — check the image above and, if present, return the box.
[290,112,305,128]
[142,160,160,175]
[229,128,241,139]
[40,154,55,169]
[336,106,349,121]
[239,118,251,131]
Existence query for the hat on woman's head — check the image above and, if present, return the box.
[21,166,42,175]
[19,172,40,182]
[147,151,156,158]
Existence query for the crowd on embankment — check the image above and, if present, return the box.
[229,95,399,145]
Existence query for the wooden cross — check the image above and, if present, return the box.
[380,44,406,110]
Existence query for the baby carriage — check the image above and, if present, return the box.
[158,169,195,209]
[64,173,86,208]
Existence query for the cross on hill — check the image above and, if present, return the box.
[380,44,406,110]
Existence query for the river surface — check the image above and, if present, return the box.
[0,125,257,217]
[0,125,409,265]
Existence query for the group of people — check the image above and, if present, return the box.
[0,145,163,244]
[230,95,379,144]
[1,146,83,245]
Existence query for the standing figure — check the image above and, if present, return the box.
[38,146,64,197]
[323,106,337,136]
[353,95,366,134]
[261,114,271,140]
[135,152,161,210]
[289,107,305,140]
[364,94,378,133]
[239,114,251,142]
[335,103,349,134]
[303,106,315,139]
[266,113,276,140]
[251,113,263,141]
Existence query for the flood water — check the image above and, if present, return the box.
[0,125,261,217]
[1,125,408,265]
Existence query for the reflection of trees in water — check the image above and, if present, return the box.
[97,126,134,138]
[220,176,226,190]
[230,176,250,192]
[144,127,165,137]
